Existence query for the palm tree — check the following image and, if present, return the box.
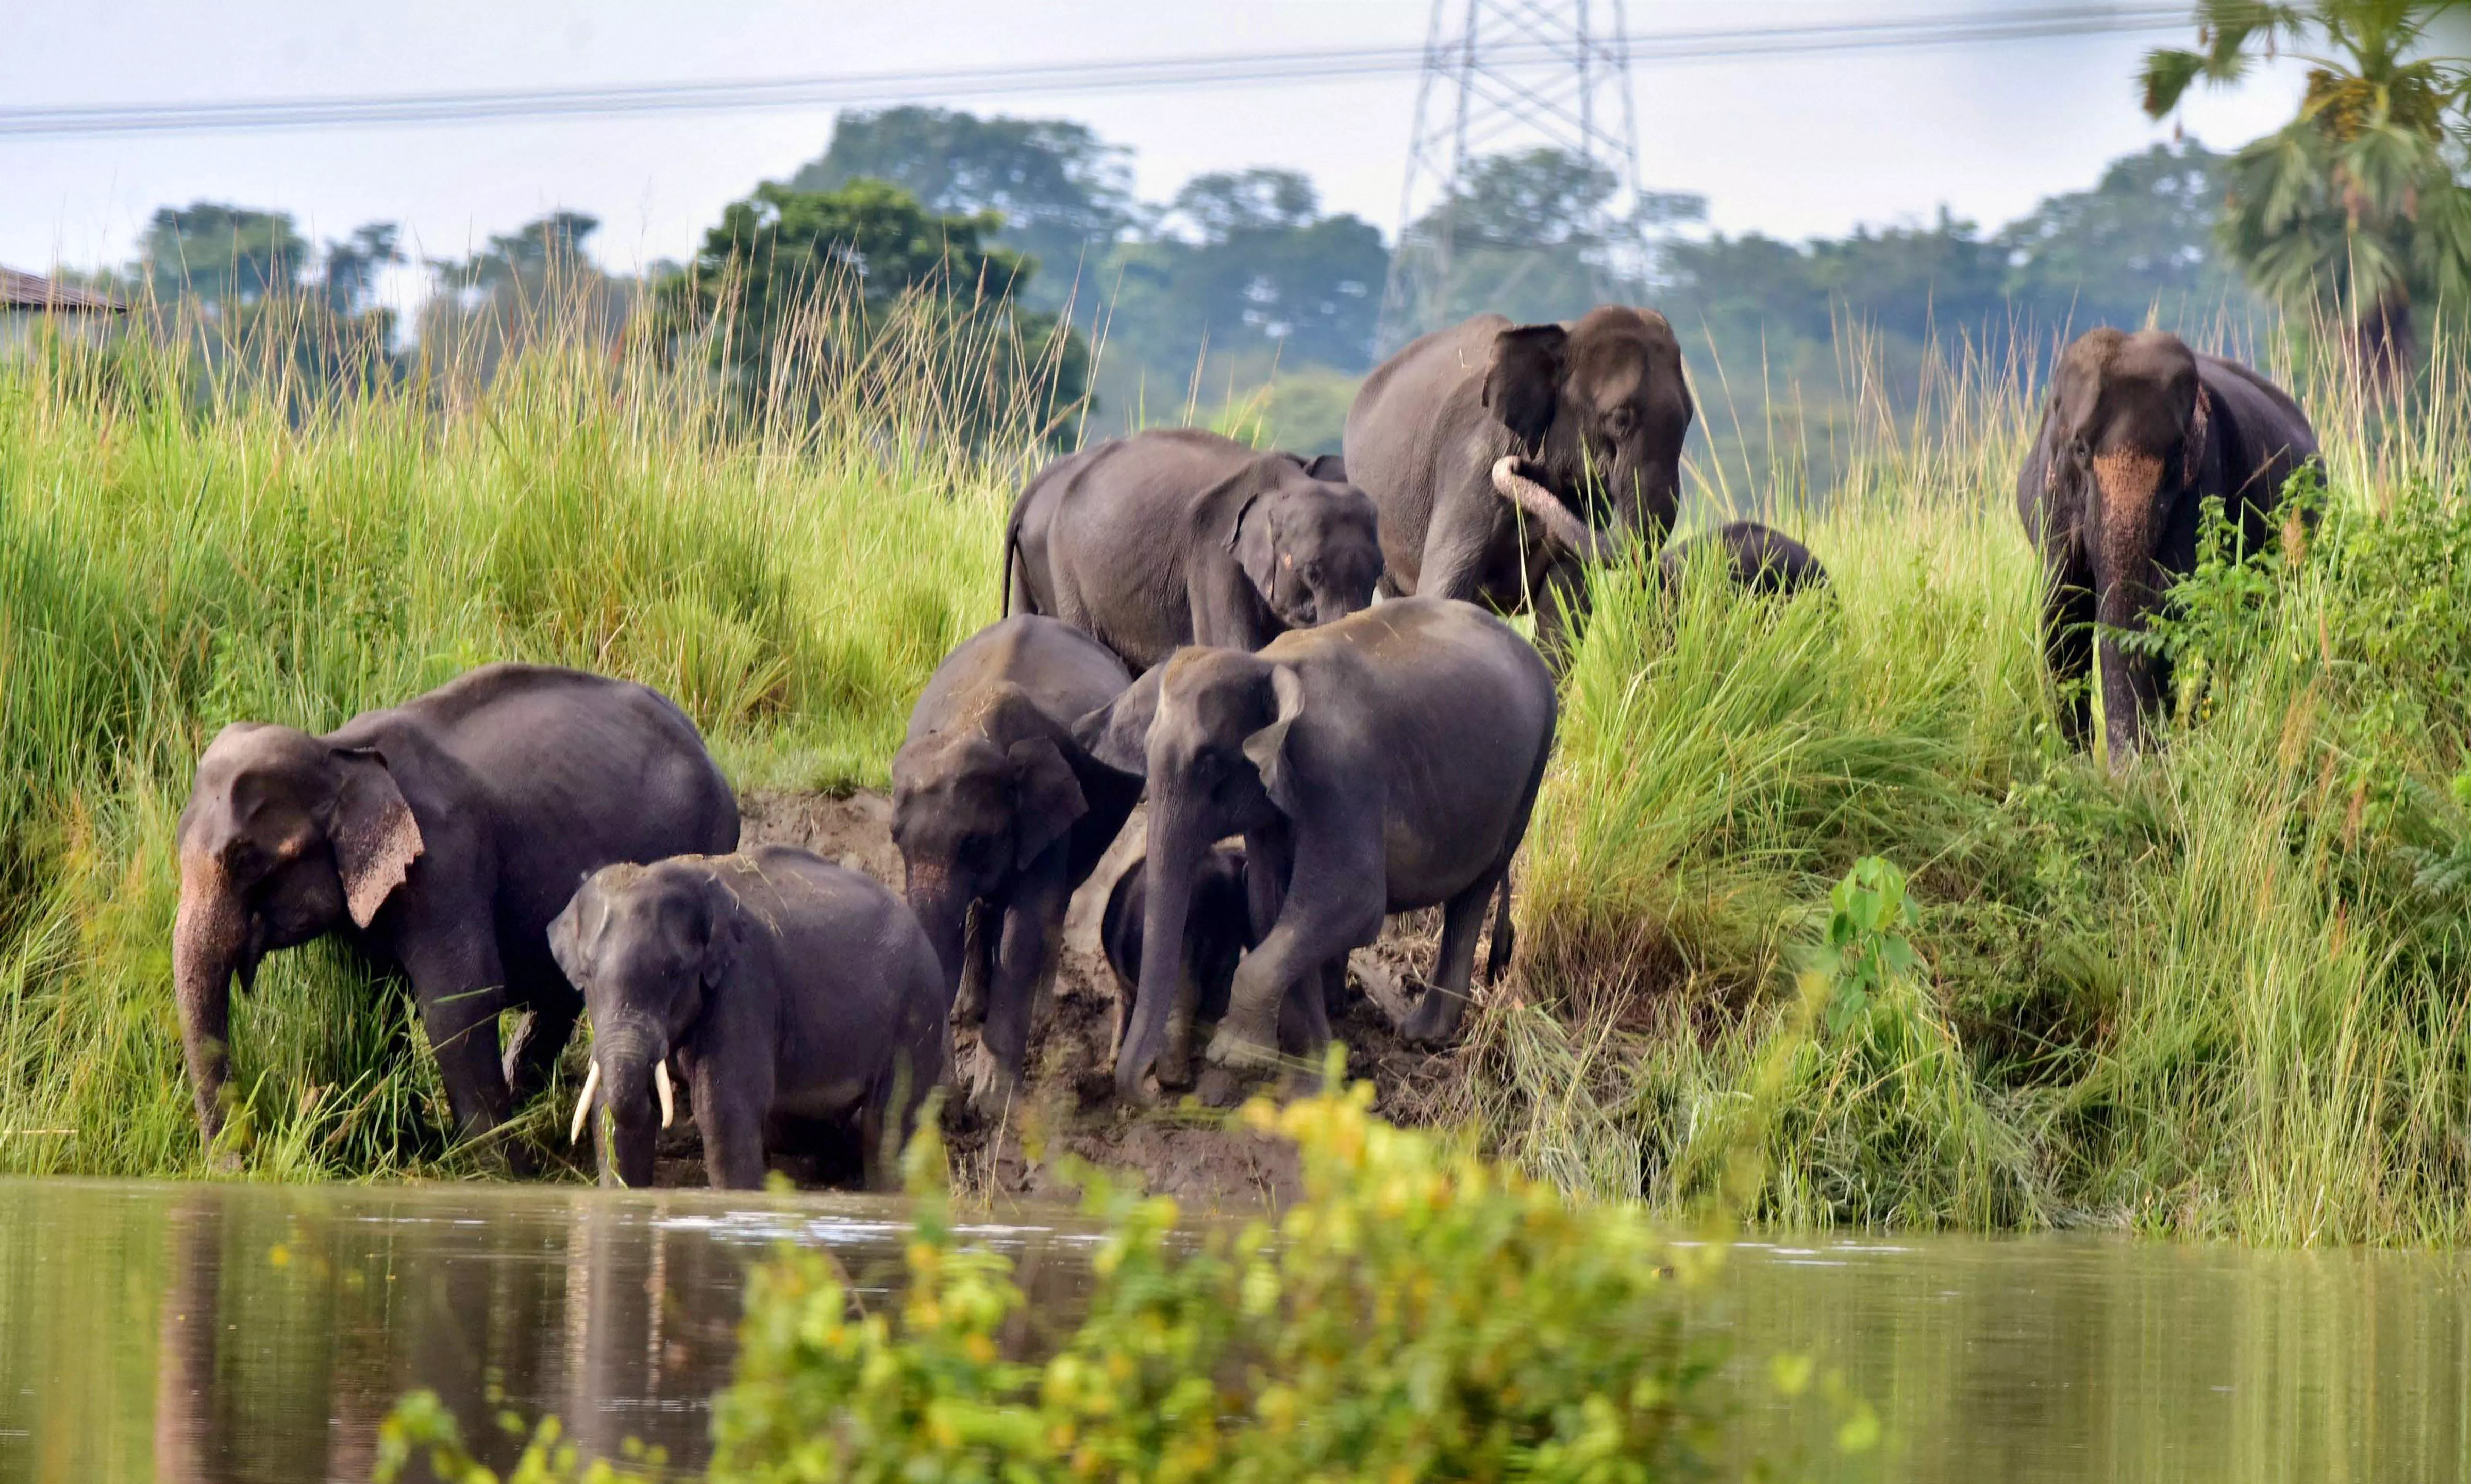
[2142,1,2471,389]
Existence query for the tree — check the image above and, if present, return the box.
[319,223,403,319]
[660,179,1089,445]
[790,106,1136,313]
[139,203,308,309]
[2142,0,2471,386]
[1996,141,2256,330]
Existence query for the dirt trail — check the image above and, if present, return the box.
[719,788,1469,1215]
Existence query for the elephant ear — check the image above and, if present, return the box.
[1303,453,1347,483]
[547,874,607,986]
[1008,735,1089,869]
[329,748,424,929]
[696,870,743,994]
[2183,383,2212,488]
[1483,324,1570,453]
[1241,665,1307,815]
[1074,667,1165,779]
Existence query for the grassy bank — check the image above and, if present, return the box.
[6,304,2471,1244]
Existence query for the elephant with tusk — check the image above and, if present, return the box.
[550,846,948,1191]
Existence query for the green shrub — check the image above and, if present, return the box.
[376,1080,1880,1482]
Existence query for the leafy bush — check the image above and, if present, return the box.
[376,1080,1876,1482]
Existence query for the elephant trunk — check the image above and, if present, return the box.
[2091,447,2168,767]
[588,1020,668,1188]
[172,852,247,1144]
[1606,441,1676,552]
[1117,810,1205,1099]
[906,877,984,1028]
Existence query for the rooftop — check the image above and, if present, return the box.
[0,267,122,313]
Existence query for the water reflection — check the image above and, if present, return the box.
[0,1180,1098,1483]
[9,1179,2471,1482]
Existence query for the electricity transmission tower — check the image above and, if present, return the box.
[1375,0,1644,354]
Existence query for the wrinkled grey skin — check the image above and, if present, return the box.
[1298,453,1348,483]
[1076,598,1556,1095]
[171,664,738,1157]
[2017,329,2319,765]
[548,846,947,1190]
[1100,846,1257,1090]
[1344,306,1693,652]
[1658,522,1828,597]
[1004,428,1385,672]
[891,616,1143,1112]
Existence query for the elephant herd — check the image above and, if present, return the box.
[165,309,2318,1190]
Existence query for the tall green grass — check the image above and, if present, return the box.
[0,291,1019,1178]
[9,291,2471,1245]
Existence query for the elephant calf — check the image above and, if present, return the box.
[1004,427,1384,672]
[1100,846,1258,1091]
[1079,597,1557,1092]
[549,846,948,1191]
[892,615,1142,1113]
[1658,522,1828,597]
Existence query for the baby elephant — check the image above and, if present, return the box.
[1657,522,1828,597]
[548,845,948,1191]
[1100,847,1259,1090]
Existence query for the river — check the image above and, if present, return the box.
[4,1178,2468,1481]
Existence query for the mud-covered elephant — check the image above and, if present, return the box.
[1003,428,1384,671]
[1345,306,1693,651]
[1100,845,1257,1090]
[892,615,1143,1111]
[2018,328,2319,763]
[171,663,738,1153]
[1076,598,1557,1093]
[548,846,947,1190]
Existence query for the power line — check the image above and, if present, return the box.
[0,6,2189,140]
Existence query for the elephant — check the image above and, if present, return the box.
[1076,597,1557,1094]
[1658,522,1829,597]
[891,614,1143,1110]
[172,663,738,1155]
[2018,328,2319,764]
[1003,427,1385,672]
[1344,306,1694,652]
[1299,453,1348,482]
[1100,845,1258,1090]
[547,845,947,1190]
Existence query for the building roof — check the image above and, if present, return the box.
[0,266,122,313]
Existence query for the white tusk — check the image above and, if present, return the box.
[655,1060,675,1130]
[569,1060,601,1146]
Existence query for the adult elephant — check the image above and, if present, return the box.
[171,663,738,1153]
[1345,306,1693,650]
[891,615,1143,1111]
[1003,428,1384,672]
[1076,598,1557,1093]
[2018,328,2319,764]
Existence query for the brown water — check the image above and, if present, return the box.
[5,1178,2471,1482]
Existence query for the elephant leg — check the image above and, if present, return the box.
[398,925,514,1145]
[1318,957,1354,1022]
[2040,560,2096,750]
[979,851,1071,1112]
[1276,964,1334,1079]
[1416,502,1501,606]
[691,1064,770,1191]
[1401,870,1505,1047]
[1207,842,1380,1071]
[1157,958,1202,1091]
[1529,559,1590,668]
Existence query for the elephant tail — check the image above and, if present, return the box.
[1485,871,1516,985]
[1000,501,1031,618]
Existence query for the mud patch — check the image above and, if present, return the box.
[647,788,1490,1213]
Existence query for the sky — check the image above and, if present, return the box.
[0,1,2310,297]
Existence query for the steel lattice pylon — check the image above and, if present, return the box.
[1375,0,1643,353]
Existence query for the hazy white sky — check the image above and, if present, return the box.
[0,1,2307,285]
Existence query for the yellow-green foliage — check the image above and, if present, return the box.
[377,1080,1864,1483]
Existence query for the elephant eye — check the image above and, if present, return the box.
[1603,406,1637,436]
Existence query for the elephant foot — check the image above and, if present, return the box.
[1203,1010,1282,1071]
[1398,988,1467,1049]
[965,1051,1023,1125]
[1195,1065,1246,1109]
